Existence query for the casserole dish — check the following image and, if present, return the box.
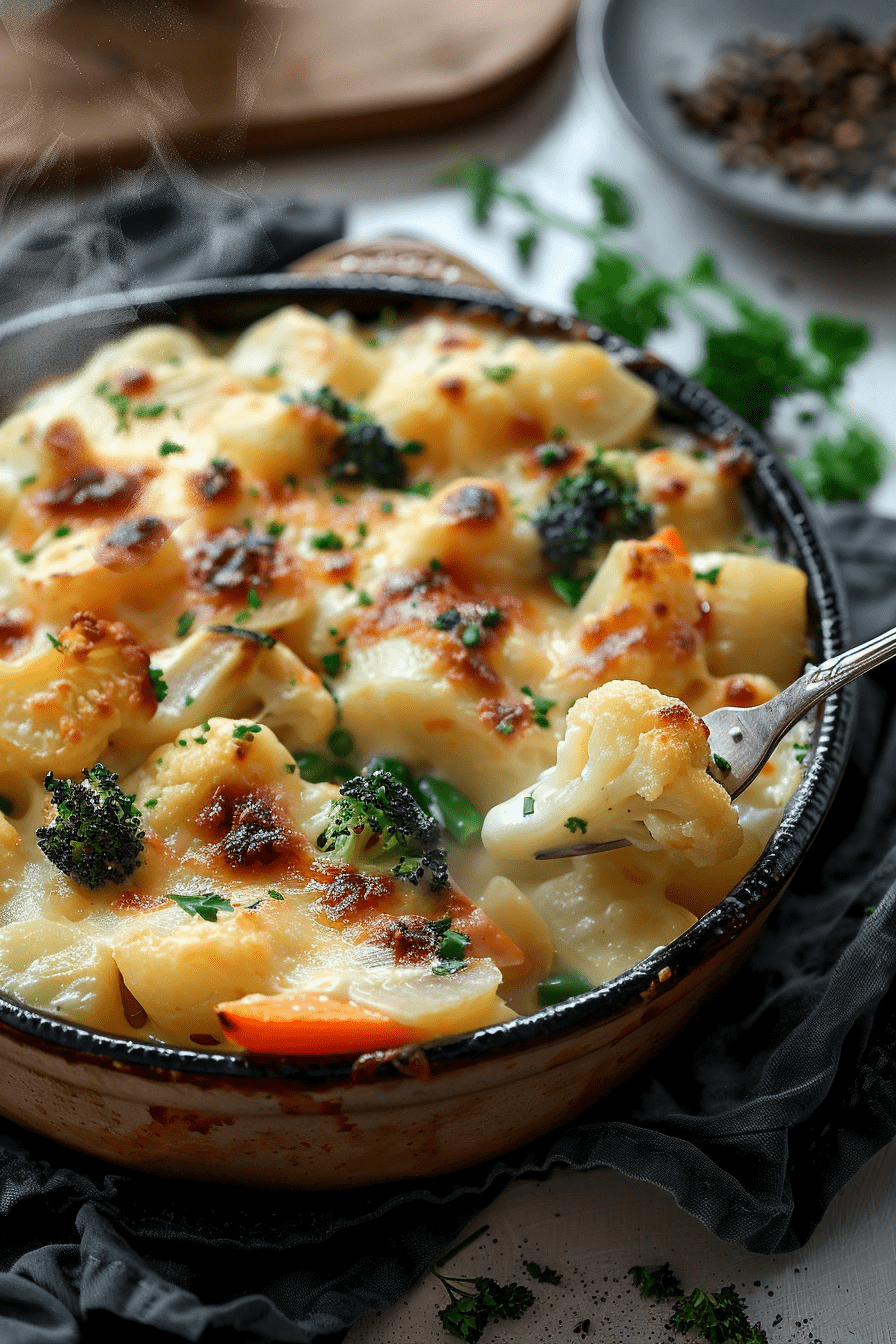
[0,242,852,1188]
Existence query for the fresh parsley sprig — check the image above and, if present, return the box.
[431,1226,536,1342]
[450,159,889,503]
[630,1263,768,1342]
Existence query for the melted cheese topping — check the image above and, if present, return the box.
[0,307,809,1048]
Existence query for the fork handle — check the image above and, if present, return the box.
[714,621,896,800]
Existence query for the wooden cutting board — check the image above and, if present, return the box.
[0,0,578,183]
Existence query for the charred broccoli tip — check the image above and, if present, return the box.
[36,763,144,890]
[533,453,653,578]
[303,385,414,491]
[317,770,449,891]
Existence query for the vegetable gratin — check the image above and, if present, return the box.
[0,305,809,1055]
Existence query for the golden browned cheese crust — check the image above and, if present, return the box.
[0,308,808,1044]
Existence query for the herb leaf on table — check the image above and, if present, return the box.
[629,1264,768,1342]
[449,158,889,503]
[430,1226,537,1341]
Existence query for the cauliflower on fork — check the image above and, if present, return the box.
[482,680,743,867]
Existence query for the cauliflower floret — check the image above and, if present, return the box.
[0,918,130,1034]
[482,680,742,867]
[527,849,697,987]
[377,477,541,582]
[225,305,384,398]
[124,627,336,755]
[209,395,341,480]
[366,320,655,474]
[634,448,746,552]
[126,717,335,861]
[0,611,155,778]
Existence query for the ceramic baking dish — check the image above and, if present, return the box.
[0,242,853,1188]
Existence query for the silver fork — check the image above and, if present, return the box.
[534,622,896,861]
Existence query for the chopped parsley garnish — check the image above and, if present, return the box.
[247,587,261,610]
[232,723,262,740]
[793,740,810,764]
[14,551,35,564]
[19,474,37,487]
[712,753,731,773]
[408,480,433,497]
[148,668,168,703]
[95,380,131,430]
[169,891,234,923]
[461,624,481,647]
[267,520,286,537]
[434,608,461,631]
[482,364,515,382]
[523,796,535,817]
[158,440,184,456]
[524,1262,562,1285]
[176,611,195,637]
[380,500,394,513]
[321,651,342,678]
[132,403,166,419]
[564,816,587,834]
[267,888,284,900]
[521,686,556,729]
[144,799,158,809]
[357,590,373,606]
[694,566,722,584]
[54,525,71,538]
[266,363,282,377]
[310,530,344,551]
[432,923,471,976]
[46,632,62,651]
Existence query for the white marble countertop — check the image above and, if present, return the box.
[9,18,896,1339]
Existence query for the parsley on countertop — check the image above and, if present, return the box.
[450,159,889,503]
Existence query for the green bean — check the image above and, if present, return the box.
[291,751,330,783]
[327,728,354,758]
[416,776,484,845]
[537,970,593,1008]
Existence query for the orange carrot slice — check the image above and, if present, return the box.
[449,892,525,969]
[215,991,426,1054]
[651,524,689,559]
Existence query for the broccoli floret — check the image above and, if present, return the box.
[317,771,449,891]
[532,454,653,577]
[303,385,416,490]
[36,764,144,889]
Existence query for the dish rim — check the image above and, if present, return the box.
[0,270,855,1085]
